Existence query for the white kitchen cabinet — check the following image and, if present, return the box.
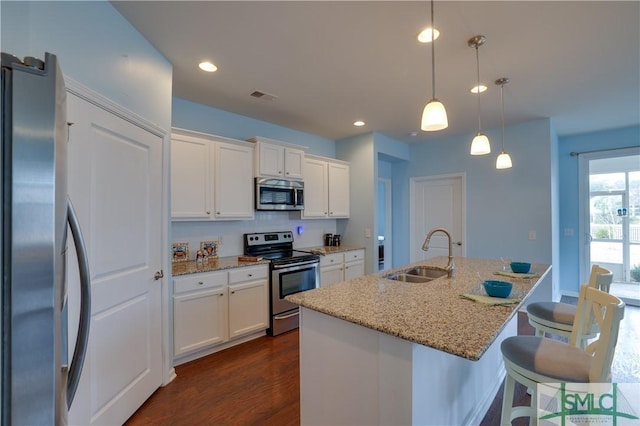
[344,249,365,280]
[249,136,305,180]
[173,264,269,361]
[171,132,212,219]
[302,155,350,219]
[328,161,350,218]
[214,141,254,219]
[319,249,365,287]
[173,271,228,357]
[171,128,254,221]
[228,265,269,339]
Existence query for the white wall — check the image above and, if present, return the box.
[172,214,337,259]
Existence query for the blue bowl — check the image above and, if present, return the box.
[510,262,531,274]
[483,280,513,298]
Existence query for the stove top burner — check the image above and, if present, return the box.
[244,231,319,265]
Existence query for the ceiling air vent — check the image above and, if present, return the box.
[250,90,277,101]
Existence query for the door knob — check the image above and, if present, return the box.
[455,241,462,246]
[154,270,164,280]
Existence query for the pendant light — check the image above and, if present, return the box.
[421,0,448,131]
[468,35,491,155]
[495,77,513,169]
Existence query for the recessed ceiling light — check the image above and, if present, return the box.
[417,27,440,43]
[198,61,218,72]
[470,85,487,94]
[353,121,365,127]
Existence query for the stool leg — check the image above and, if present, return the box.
[501,373,516,425]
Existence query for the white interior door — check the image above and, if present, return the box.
[410,174,465,263]
[66,91,164,425]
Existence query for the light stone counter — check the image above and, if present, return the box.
[171,256,270,276]
[287,256,551,361]
[300,245,365,255]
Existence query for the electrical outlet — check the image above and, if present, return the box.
[365,228,372,238]
[528,230,536,240]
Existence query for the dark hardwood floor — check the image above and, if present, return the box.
[125,313,534,426]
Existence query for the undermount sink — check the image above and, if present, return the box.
[403,266,448,279]
[384,266,448,283]
[384,273,434,283]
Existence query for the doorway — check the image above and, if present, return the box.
[377,178,392,271]
[580,148,640,306]
[409,174,466,263]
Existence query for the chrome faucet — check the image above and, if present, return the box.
[421,227,455,278]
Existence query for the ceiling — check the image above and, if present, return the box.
[112,1,640,143]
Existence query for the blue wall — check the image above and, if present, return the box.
[1,1,173,129]
[558,125,640,294]
[172,97,335,157]
[401,119,554,265]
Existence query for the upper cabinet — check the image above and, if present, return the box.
[248,136,305,180]
[171,128,254,221]
[302,155,350,219]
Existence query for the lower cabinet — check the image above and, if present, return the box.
[228,266,269,339]
[320,249,365,287]
[173,265,269,361]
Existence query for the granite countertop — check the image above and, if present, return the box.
[301,245,365,255]
[286,256,551,361]
[172,256,270,276]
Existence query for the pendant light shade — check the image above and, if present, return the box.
[421,99,448,131]
[496,151,513,169]
[468,35,490,155]
[470,133,491,155]
[495,77,513,170]
[421,0,448,131]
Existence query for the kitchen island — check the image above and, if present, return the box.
[286,256,551,425]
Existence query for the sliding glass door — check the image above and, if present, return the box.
[581,148,639,305]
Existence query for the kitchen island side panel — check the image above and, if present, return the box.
[299,307,516,425]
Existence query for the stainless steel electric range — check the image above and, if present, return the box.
[244,231,320,336]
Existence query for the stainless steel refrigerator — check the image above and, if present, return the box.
[1,52,91,425]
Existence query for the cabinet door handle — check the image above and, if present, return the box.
[206,211,211,215]
[231,291,235,294]
[198,281,204,285]
[154,270,164,280]
[216,211,220,215]
[219,293,225,297]
[248,273,253,277]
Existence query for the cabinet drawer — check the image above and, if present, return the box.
[320,253,343,267]
[344,249,365,263]
[174,271,227,294]
[228,265,269,284]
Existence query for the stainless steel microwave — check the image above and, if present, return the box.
[255,178,304,211]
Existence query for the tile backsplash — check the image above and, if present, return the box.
[171,211,337,260]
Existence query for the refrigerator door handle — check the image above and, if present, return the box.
[66,198,91,408]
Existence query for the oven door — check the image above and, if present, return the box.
[271,260,319,315]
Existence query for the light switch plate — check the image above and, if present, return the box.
[528,230,536,240]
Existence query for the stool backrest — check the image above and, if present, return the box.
[587,264,614,292]
[570,284,625,382]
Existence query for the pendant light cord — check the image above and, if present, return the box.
[475,46,482,132]
[430,0,436,99]
[500,82,505,152]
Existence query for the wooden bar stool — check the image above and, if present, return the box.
[526,264,613,349]
[500,284,625,425]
